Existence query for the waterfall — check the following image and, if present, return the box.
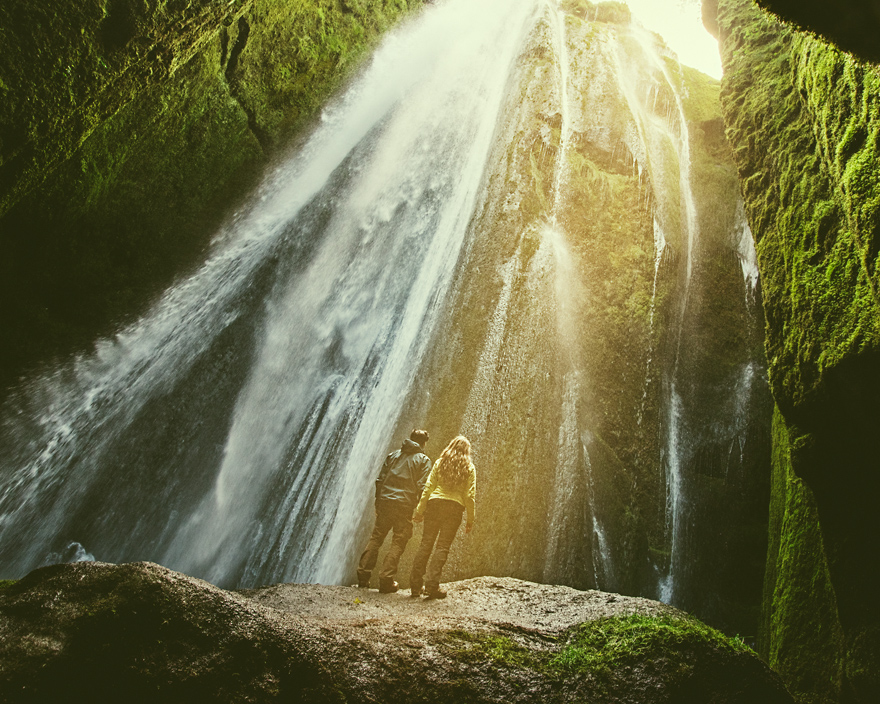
[541,2,613,588]
[0,2,768,626]
[0,0,537,587]
[638,218,668,425]
[549,1,572,215]
[611,22,705,605]
[735,200,760,299]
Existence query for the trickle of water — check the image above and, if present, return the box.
[549,1,572,215]
[735,201,760,297]
[461,252,521,437]
[612,23,703,605]
[638,218,668,424]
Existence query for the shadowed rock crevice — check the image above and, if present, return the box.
[224,17,270,153]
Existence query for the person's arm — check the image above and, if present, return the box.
[464,463,476,533]
[413,460,440,521]
[375,453,395,501]
[415,455,431,497]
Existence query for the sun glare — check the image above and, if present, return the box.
[621,0,723,79]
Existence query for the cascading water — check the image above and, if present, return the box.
[638,218,669,425]
[0,1,770,632]
[541,2,614,589]
[735,201,761,300]
[610,22,704,605]
[0,0,537,587]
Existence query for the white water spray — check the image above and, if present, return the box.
[611,22,703,604]
[0,0,537,587]
[549,1,572,215]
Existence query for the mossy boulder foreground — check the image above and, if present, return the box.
[0,561,791,703]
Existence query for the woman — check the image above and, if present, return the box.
[410,435,476,599]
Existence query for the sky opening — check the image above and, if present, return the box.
[621,0,723,79]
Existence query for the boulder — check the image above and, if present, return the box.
[0,561,793,703]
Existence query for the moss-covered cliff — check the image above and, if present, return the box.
[0,0,422,394]
[709,0,880,700]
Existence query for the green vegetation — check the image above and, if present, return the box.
[440,614,754,693]
[717,0,880,415]
[444,630,538,669]
[680,64,722,124]
[715,0,880,700]
[759,407,845,703]
[552,614,750,675]
[0,0,423,393]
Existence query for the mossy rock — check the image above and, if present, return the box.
[0,0,424,394]
[0,562,794,703]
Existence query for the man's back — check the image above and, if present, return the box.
[376,439,431,508]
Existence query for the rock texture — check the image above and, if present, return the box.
[706,0,880,701]
[754,0,880,65]
[388,0,770,637]
[0,561,793,703]
[0,0,423,394]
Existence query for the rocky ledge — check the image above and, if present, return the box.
[0,561,792,703]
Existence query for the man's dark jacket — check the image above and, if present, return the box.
[375,439,431,509]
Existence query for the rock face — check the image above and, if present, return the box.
[0,0,423,393]
[754,0,880,65]
[706,0,880,701]
[0,0,769,645]
[385,0,770,636]
[0,561,793,703]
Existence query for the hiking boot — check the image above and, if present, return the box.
[356,570,370,588]
[378,579,399,594]
[410,583,423,597]
[424,585,447,600]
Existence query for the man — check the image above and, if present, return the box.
[357,429,431,593]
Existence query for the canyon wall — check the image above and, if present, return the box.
[382,0,770,636]
[708,0,880,700]
[0,0,423,393]
[0,1,769,640]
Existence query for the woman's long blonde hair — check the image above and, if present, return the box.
[435,435,472,487]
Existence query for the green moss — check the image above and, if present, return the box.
[717,1,880,695]
[441,614,752,685]
[680,65,722,124]
[552,614,750,679]
[0,579,17,591]
[717,0,880,415]
[0,0,423,391]
[758,407,845,703]
[444,630,539,669]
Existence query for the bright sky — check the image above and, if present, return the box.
[621,0,723,78]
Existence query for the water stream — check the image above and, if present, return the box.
[0,0,537,587]
[0,1,767,621]
[611,23,704,605]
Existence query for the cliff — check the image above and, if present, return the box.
[0,561,792,703]
[0,0,423,394]
[706,0,880,700]
[0,0,770,644]
[385,0,770,637]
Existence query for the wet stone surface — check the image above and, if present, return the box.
[0,562,793,703]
